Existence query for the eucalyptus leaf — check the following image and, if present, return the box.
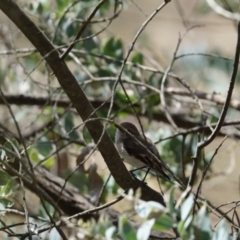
[119,215,137,240]
[0,198,14,208]
[36,136,53,157]
[0,171,10,186]
[103,37,123,60]
[212,219,229,240]
[166,187,176,216]
[64,113,79,140]
[137,219,155,240]
[131,52,144,64]
[194,205,212,240]
[135,200,165,219]
[0,179,16,197]
[181,194,194,221]
[105,226,117,240]
[153,214,173,231]
[42,156,55,169]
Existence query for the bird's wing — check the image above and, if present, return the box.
[123,136,170,181]
[145,138,171,181]
[123,136,153,167]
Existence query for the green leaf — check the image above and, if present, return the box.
[64,19,79,39]
[98,67,114,77]
[83,127,92,143]
[11,139,19,150]
[146,94,160,106]
[64,113,79,140]
[0,198,14,208]
[178,220,186,237]
[147,73,159,86]
[56,0,71,11]
[24,54,41,71]
[0,171,10,186]
[83,28,98,51]
[131,52,144,64]
[153,214,173,231]
[98,1,111,15]
[103,37,124,60]
[178,218,193,240]
[62,170,89,193]
[37,3,43,15]
[42,156,55,169]
[36,136,53,157]
[166,187,176,216]
[39,201,55,219]
[29,148,40,163]
[119,215,137,240]
[3,141,14,158]
[0,180,17,197]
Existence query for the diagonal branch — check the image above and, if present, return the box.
[0,0,165,204]
[188,15,240,188]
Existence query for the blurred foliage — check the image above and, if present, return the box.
[0,0,238,239]
[64,188,230,240]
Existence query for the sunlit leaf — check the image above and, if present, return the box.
[42,156,55,169]
[29,148,40,163]
[212,219,229,240]
[105,226,117,240]
[135,200,164,219]
[137,219,155,240]
[181,194,194,221]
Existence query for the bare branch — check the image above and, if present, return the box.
[0,0,165,205]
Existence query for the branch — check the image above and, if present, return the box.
[188,16,240,188]
[0,0,165,204]
[3,86,240,112]
[2,92,240,141]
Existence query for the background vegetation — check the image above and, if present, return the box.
[0,0,240,239]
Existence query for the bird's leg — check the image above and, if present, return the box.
[130,166,150,183]
[142,167,150,182]
[130,166,148,173]
[130,166,148,177]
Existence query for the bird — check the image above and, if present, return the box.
[115,122,170,181]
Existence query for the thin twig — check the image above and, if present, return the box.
[188,17,240,188]
[195,136,227,202]
[107,0,171,139]
[60,0,108,59]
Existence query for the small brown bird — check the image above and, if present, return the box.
[115,122,170,181]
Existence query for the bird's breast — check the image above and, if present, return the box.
[116,142,146,168]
